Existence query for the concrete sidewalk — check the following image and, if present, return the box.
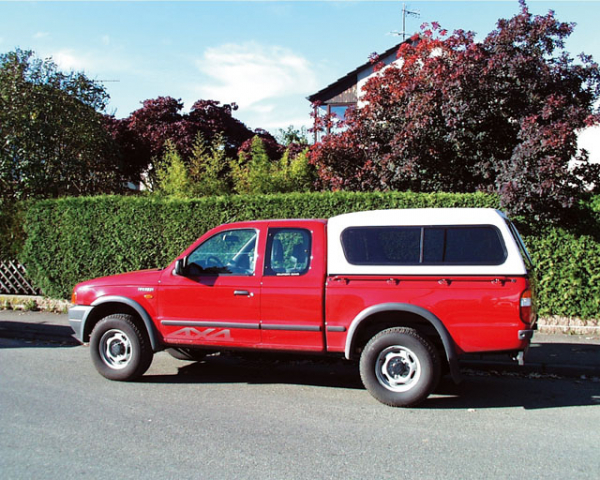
[1,310,599,378]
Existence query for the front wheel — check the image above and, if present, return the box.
[90,314,153,381]
[360,327,440,407]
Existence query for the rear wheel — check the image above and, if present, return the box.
[90,314,153,381]
[360,327,440,407]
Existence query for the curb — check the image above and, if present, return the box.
[0,294,70,313]
[537,316,600,335]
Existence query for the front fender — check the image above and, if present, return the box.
[91,296,161,351]
[69,296,162,352]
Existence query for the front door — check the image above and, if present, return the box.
[159,227,262,347]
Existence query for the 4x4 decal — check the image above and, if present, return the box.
[171,327,232,341]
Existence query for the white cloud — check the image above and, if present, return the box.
[53,49,87,71]
[256,114,313,132]
[34,32,49,40]
[195,42,319,109]
[231,97,315,134]
[248,104,275,114]
[48,47,133,78]
[101,35,110,46]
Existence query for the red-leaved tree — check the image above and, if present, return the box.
[310,1,600,220]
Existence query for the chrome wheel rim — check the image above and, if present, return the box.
[99,329,132,370]
[375,346,421,392]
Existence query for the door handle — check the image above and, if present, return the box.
[234,290,253,297]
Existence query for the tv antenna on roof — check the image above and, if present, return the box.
[390,3,420,41]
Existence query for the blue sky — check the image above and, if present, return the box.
[1,0,599,140]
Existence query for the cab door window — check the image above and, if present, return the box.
[186,228,257,276]
[264,228,311,276]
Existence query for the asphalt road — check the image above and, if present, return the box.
[1,333,599,480]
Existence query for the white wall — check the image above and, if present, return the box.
[578,126,600,164]
[356,52,405,108]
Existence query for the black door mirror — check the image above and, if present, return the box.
[174,257,187,276]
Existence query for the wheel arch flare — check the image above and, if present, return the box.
[344,303,462,383]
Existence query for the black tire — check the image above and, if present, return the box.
[359,327,440,407]
[166,347,207,362]
[90,314,153,381]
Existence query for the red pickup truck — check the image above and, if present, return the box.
[69,208,537,407]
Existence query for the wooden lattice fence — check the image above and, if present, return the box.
[0,260,41,295]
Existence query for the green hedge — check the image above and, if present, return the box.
[19,191,600,319]
[527,229,600,319]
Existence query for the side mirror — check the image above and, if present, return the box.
[173,257,187,276]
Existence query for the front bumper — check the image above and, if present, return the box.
[68,305,94,343]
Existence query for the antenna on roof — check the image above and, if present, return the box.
[389,3,420,41]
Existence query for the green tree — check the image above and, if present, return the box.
[0,49,124,201]
[232,136,277,194]
[232,137,315,195]
[189,132,230,196]
[154,140,192,197]
[276,147,314,192]
[276,125,309,146]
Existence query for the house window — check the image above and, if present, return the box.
[330,105,348,122]
[315,103,353,140]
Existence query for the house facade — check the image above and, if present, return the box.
[307,36,418,140]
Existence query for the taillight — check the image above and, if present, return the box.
[520,289,534,325]
[71,290,77,304]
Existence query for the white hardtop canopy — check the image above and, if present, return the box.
[327,208,528,276]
